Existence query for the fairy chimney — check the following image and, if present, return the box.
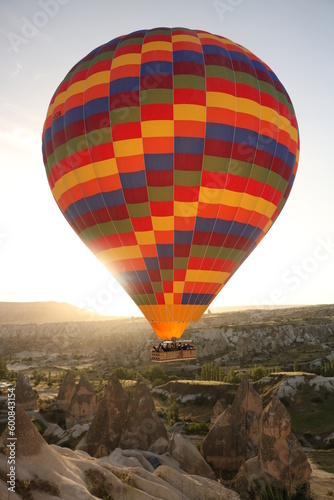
[84,374,128,457]
[65,375,98,429]
[15,372,38,411]
[57,371,76,412]
[202,373,263,471]
[119,378,168,451]
[233,396,311,496]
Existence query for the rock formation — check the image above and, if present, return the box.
[149,436,169,454]
[210,398,225,427]
[119,378,168,451]
[260,396,311,486]
[0,406,240,499]
[154,465,240,500]
[202,373,263,471]
[83,374,128,456]
[169,433,215,479]
[65,375,98,429]
[0,403,45,457]
[57,370,76,411]
[233,396,311,496]
[78,376,168,457]
[15,372,38,411]
[44,422,90,447]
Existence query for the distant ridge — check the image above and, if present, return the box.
[0,301,332,326]
[0,301,121,325]
[209,305,301,313]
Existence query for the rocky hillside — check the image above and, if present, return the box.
[152,373,334,446]
[0,304,333,373]
[188,304,334,369]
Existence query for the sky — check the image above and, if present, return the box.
[0,0,333,318]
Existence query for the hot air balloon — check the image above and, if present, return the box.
[42,28,299,360]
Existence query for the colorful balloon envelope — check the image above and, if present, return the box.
[42,28,299,340]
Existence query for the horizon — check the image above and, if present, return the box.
[0,298,332,322]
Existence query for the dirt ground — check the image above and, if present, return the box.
[309,459,334,499]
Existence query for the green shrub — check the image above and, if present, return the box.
[184,422,210,435]
[249,365,269,382]
[32,418,47,435]
[0,355,8,379]
[152,378,165,388]
[167,391,179,426]
[310,396,323,404]
[85,469,115,499]
[193,394,209,406]
[112,367,135,380]
[249,480,312,500]
[224,368,241,384]
[325,437,334,450]
[141,365,168,384]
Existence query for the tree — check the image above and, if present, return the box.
[200,362,224,382]
[167,390,179,426]
[224,368,241,384]
[32,369,44,386]
[141,365,167,384]
[0,355,8,378]
[249,365,268,382]
[112,367,135,380]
